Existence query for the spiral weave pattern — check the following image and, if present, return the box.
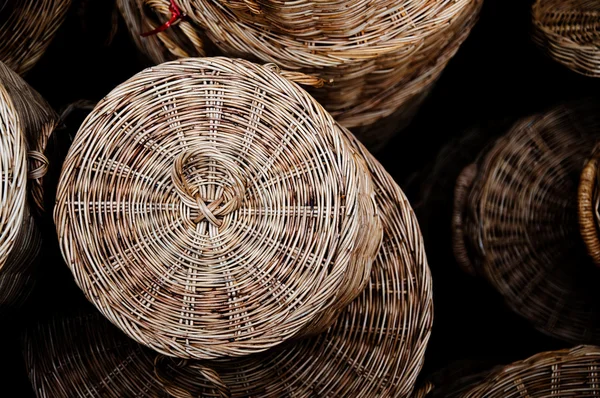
[28,127,432,397]
[55,57,383,359]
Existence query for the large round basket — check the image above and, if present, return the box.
[55,57,387,360]
[452,105,600,344]
[29,129,432,397]
[453,346,600,397]
[117,0,482,150]
[532,0,600,78]
[0,0,72,75]
[0,61,57,310]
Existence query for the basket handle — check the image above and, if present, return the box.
[413,382,434,398]
[452,164,478,275]
[154,356,231,398]
[263,63,330,88]
[578,155,600,266]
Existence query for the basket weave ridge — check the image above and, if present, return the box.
[0,0,72,75]
[459,346,600,397]
[55,57,384,359]
[579,151,600,266]
[533,0,600,77]
[27,129,432,397]
[117,0,481,144]
[452,106,600,344]
[0,62,56,309]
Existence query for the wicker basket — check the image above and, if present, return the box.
[0,61,57,310]
[55,57,387,360]
[0,0,72,75]
[117,0,482,148]
[451,346,600,397]
[29,129,432,397]
[452,105,600,344]
[579,150,600,266]
[532,0,600,78]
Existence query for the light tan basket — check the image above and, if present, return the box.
[55,57,384,359]
[117,0,482,148]
[28,127,432,397]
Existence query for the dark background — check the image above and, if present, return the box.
[3,0,600,395]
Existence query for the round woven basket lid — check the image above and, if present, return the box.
[457,346,600,397]
[55,57,382,360]
[29,131,432,397]
[0,0,72,75]
[0,61,56,309]
[579,150,600,266]
[532,0,600,77]
[452,106,600,344]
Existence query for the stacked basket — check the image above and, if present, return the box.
[0,61,58,310]
[0,0,71,75]
[38,57,433,396]
[117,0,482,150]
[532,0,600,78]
[452,105,600,344]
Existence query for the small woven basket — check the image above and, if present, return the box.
[456,346,600,397]
[0,0,72,75]
[532,0,600,78]
[0,61,57,309]
[579,150,600,266]
[55,57,385,360]
[28,130,432,397]
[452,105,600,344]
[117,0,482,148]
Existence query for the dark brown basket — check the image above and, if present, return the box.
[452,105,600,344]
[29,127,432,397]
[457,346,600,397]
[532,0,600,78]
[117,0,482,149]
[0,0,72,75]
[0,61,57,310]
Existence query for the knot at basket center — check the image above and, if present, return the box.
[171,146,246,227]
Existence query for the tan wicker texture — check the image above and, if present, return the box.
[452,105,600,344]
[0,0,72,75]
[457,346,600,397]
[28,129,432,397]
[117,0,482,148]
[579,151,600,266]
[0,61,57,309]
[532,0,600,78]
[55,57,384,360]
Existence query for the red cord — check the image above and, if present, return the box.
[141,0,184,37]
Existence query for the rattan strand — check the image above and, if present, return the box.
[55,57,383,359]
[117,0,481,146]
[579,151,600,266]
[452,106,600,344]
[532,0,600,78]
[0,61,56,309]
[0,0,72,75]
[458,346,600,397]
[28,130,432,397]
